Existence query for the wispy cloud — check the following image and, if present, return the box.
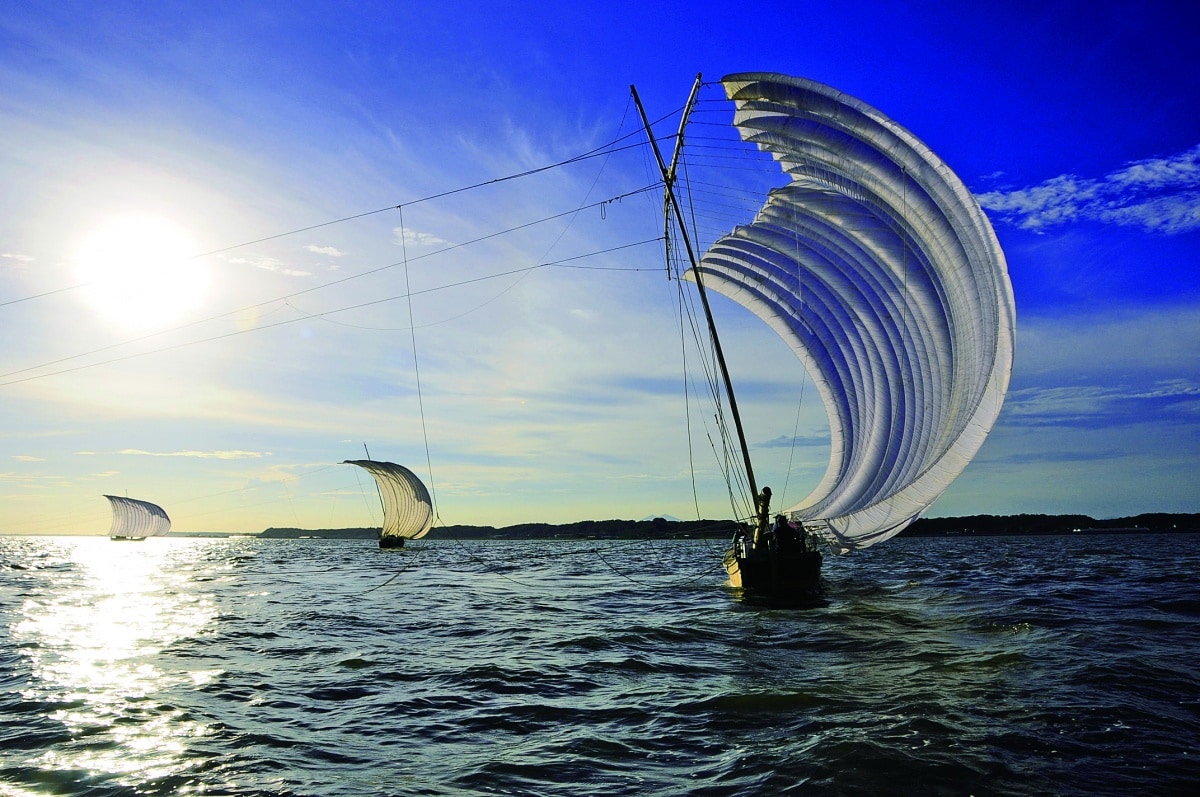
[977,144,1200,234]
[222,254,311,277]
[118,449,270,459]
[1004,380,1200,429]
[990,449,1122,466]
[393,227,450,247]
[12,454,45,462]
[2,252,34,263]
[760,433,829,448]
[304,244,345,257]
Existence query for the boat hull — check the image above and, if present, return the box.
[379,535,406,549]
[724,546,823,602]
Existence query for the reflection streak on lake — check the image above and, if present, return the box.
[10,538,218,785]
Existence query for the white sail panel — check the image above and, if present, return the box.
[695,73,1015,550]
[104,495,171,539]
[343,460,435,541]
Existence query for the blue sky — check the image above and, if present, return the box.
[2,0,1197,534]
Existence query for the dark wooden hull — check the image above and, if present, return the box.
[378,535,406,549]
[723,546,824,603]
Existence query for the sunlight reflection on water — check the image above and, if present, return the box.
[12,537,218,786]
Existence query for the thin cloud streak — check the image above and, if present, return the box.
[394,227,451,247]
[222,254,312,277]
[978,144,1200,234]
[117,449,270,459]
[1004,381,1200,429]
[304,244,345,256]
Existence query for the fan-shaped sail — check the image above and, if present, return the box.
[104,495,171,539]
[343,460,434,542]
[694,73,1015,550]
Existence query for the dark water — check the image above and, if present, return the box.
[2,533,1198,796]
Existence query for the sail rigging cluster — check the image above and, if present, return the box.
[343,460,435,541]
[104,495,171,539]
[685,73,1015,550]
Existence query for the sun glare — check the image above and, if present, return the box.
[75,214,206,331]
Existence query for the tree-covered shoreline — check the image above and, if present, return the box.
[256,513,1200,540]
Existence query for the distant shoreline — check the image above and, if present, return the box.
[241,512,1200,541]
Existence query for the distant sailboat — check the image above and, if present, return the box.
[343,460,434,549]
[104,494,171,541]
[635,73,1015,601]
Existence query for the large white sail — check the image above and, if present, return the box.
[343,460,434,542]
[693,73,1016,550]
[103,495,171,539]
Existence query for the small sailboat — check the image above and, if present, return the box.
[104,494,171,541]
[343,460,434,549]
[634,73,1015,601]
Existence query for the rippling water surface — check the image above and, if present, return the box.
[2,533,1198,795]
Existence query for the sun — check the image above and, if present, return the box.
[75,214,207,331]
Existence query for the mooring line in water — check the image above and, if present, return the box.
[356,543,428,595]
[436,530,550,589]
[346,514,736,593]
[589,543,726,588]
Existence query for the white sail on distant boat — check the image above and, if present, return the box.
[636,73,1015,600]
[343,460,434,549]
[104,494,171,541]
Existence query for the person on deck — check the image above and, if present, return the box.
[753,486,772,552]
[774,514,800,552]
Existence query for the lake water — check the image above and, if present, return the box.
[2,533,1197,795]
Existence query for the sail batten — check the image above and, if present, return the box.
[343,460,434,542]
[695,73,1015,550]
[103,495,171,539]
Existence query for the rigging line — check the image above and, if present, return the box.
[672,243,745,525]
[590,544,725,588]
[673,113,744,489]
[296,236,666,326]
[399,204,438,517]
[0,237,666,387]
[0,188,659,384]
[172,464,341,512]
[666,190,728,522]
[680,94,756,523]
[780,223,807,507]
[350,465,376,520]
[0,283,90,308]
[423,103,648,340]
[193,139,655,260]
[283,259,664,332]
[357,544,429,595]
[362,442,387,521]
[279,477,302,528]
[676,252,702,522]
[669,237,732,498]
[422,527,546,589]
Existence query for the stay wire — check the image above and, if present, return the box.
[397,204,438,520]
[191,136,654,261]
[286,236,662,333]
[364,103,657,596]
[0,189,660,387]
[2,100,710,314]
[0,283,89,308]
[357,544,428,594]
[674,127,751,526]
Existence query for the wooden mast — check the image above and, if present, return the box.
[630,76,761,515]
